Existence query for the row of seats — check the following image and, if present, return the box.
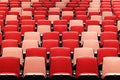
[0,31,119,53]
[1,0,120,9]
[0,56,120,80]
[1,20,119,34]
[1,12,119,23]
[0,31,118,42]
[2,47,119,66]
[2,14,119,25]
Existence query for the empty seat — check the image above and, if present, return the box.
[22,40,39,53]
[101,8,112,13]
[62,11,74,16]
[6,20,19,26]
[34,11,47,16]
[43,32,59,41]
[102,20,115,30]
[4,31,21,45]
[62,40,79,52]
[2,47,23,65]
[88,8,100,13]
[76,15,87,23]
[24,57,46,80]
[62,31,79,41]
[90,15,102,24]
[54,25,67,34]
[55,2,66,9]
[37,20,51,26]
[87,25,101,36]
[49,7,60,12]
[24,32,41,45]
[69,20,83,30]
[103,40,120,53]
[8,11,19,17]
[103,25,118,32]
[71,26,84,35]
[76,57,99,80]
[53,20,68,25]
[21,2,31,8]
[42,40,59,52]
[81,32,98,44]
[26,48,47,59]
[0,57,20,80]
[62,15,74,22]
[21,20,35,26]
[20,15,32,23]
[50,47,70,58]
[31,0,40,5]
[6,15,17,22]
[88,12,100,18]
[21,25,35,35]
[73,48,94,66]
[43,2,54,9]
[75,11,86,15]
[11,7,22,15]
[48,15,60,23]
[34,15,46,22]
[37,25,51,36]
[102,57,120,80]
[97,48,118,66]
[48,11,60,15]
[104,16,117,23]
[85,20,100,29]
[102,11,113,19]
[0,1,8,7]
[3,25,18,33]
[50,57,73,80]
[23,9,34,14]
[1,40,18,49]
[83,40,99,53]
[100,32,117,45]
